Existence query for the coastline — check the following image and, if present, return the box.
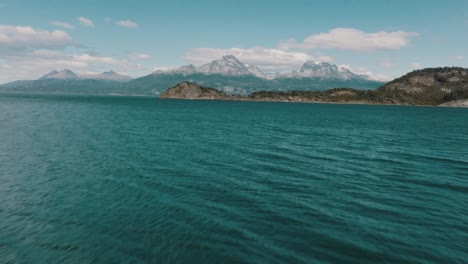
[159,82,468,108]
[159,96,468,108]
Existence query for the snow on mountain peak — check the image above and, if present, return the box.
[159,55,266,78]
[40,69,78,80]
[80,71,132,82]
[150,55,369,81]
[294,60,363,80]
[302,60,317,67]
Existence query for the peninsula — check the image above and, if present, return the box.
[160,67,468,107]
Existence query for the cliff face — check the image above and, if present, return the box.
[160,82,229,100]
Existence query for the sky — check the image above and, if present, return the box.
[0,0,467,83]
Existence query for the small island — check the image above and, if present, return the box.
[160,67,468,107]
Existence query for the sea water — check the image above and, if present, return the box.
[1,93,467,263]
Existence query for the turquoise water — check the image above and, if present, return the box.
[0,93,467,263]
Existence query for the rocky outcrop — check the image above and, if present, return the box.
[160,82,229,100]
[439,99,468,107]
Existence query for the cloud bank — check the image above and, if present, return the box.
[280,28,418,51]
[0,25,73,48]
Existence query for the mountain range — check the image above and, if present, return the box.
[152,55,367,80]
[0,55,384,95]
[40,70,133,82]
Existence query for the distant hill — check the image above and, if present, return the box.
[40,69,78,80]
[0,69,133,95]
[377,67,468,105]
[0,79,129,94]
[160,67,468,107]
[39,69,132,82]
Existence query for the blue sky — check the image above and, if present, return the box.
[0,0,467,83]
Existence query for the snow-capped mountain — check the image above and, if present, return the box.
[245,64,266,78]
[3,57,384,96]
[153,55,266,78]
[39,70,131,82]
[264,72,281,79]
[80,71,132,82]
[40,69,78,80]
[163,64,198,75]
[282,60,364,80]
[152,55,367,81]
[198,55,251,76]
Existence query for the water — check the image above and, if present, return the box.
[1,93,467,263]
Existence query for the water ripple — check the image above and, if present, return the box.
[0,94,467,263]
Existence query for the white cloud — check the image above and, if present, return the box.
[0,49,147,83]
[73,54,119,64]
[77,17,94,27]
[451,55,464,61]
[128,53,151,60]
[30,49,64,58]
[117,20,138,28]
[315,55,334,63]
[0,25,73,48]
[339,64,391,82]
[152,66,170,72]
[338,64,353,71]
[280,28,418,51]
[50,21,75,29]
[360,72,391,82]
[411,63,422,69]
[184,47,318,72]
[0,57,88,83]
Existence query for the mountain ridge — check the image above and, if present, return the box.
[152,55,369,81]
[39,69,132,82]
[40,69,79,80]
[0,55,404,95]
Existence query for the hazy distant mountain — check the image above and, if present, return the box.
[281,60,363,80]
[198,55,266,78]
[152,55,367,81]
[0,69,130,95]
[264,72,280,79]
[154,55,266,78]
[245,64,267,79]
[40,69,79,80]
[156,64,198,76]
[39,69,131,82]
[80,71,132,82]
[153,55,369,81]
[0,55,384,96]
